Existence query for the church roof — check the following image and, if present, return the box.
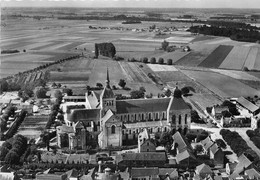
[168,96,191,111]
[68,109,100,122]
[116,98,171,114]
[100,87,114,99]
[124,121,168,129]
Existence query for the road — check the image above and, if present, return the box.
[231,128,260,158]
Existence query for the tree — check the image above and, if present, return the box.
[215,139,227,149]
[142,57,148,63]
[167,59,173,65]
[130,90,145,99]
[63,88,73,96]
[35,88,47,99]
[96,83,103,88]
[139,86,146,93]
[54,90,62,100]
[222,110,232,118]
[5,150,19,164]
[0,118,7,132]
[34,79,46,87]
[118,79,126,88]
[161,40,169,51]
[150,57,156,64]
[194,144,204,155]
[51,82,57,88]
[158,57,164,64]
[181,87,190,95]
[0,80,8,92]
[191,110,201,123]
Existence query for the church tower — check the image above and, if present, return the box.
[100,68,116,117]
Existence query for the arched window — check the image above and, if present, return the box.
[179,115,181,124]
[135,114,137,121]
[142,114,144,121]
[148,113,151,120]
[111,125,116,134]
[185,114,187,124]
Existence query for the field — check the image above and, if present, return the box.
[180,69,260,98]
[219,46,250,70]
[49,59,162,95]
[198,45,234,68]
[211,69,260,81]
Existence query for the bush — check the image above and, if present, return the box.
[158,58,164,64]
[167,59,173,65]
[161,40,169,51]
[118,79,126,88]
[35,88,47,99]
[142,57,148,63]
[150,57,156,64]
[215,139,227,149]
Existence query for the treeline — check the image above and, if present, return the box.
[189,25,260,43]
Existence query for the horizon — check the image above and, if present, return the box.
[1,0,260,9]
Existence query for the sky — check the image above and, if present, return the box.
[1,0,260,9]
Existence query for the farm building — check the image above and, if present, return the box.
[236,97,260,116]
[61,69,191,149]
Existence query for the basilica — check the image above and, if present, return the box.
[59,70,191,149]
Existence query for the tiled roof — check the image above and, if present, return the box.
[176,149,196,163]
[87,92,100,109]
[41,152,89,164]
[237,97,259,113]
[232,154,252,175]
[65,169,79,178]
[119,152,167,162]
[101,87,114,99]
[116,98,170,114]
[68,109,100,122]
[196,163,212,175]
[56,125,74,134]
[245,168,260,179]
[124,121,168,129]
[131,167,159,178]
[158,168,177,176]
[201,137,214,151]
[210,143,221,155]
[168,96,191,111]
[172,131,193,153]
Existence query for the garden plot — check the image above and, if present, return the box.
[219,46,250,70]
[180,69,260,98]
[211,69,260,81]
[1,53,53,63]
[147,64,178,72]
[198,45,233,68]
[49,71,90,82]
[119,62,152,83]
[253,48,260,71]
[244,47,258,70]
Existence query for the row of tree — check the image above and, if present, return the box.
[0,134,28,165]
[246,129,260,150]
[220,129,258,160]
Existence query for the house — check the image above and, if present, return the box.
[176,149,196,165]
[36,173,67,180]
[237,97,260,116]
[212,106,229,120]
[117,152,167,166]
[130,167,159,180]
[65,169,79,180]
[209,143,224,168]
[158,168,178,180]
[201,137,214,153]
[195,163,212,179]
[140,139,156,153]
[138,128,150,152]
[245,168,260,179]
[231,154,253,177]
[172,131,193,154]
[0,172,14,180]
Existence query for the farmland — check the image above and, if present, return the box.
[198,45,234,68]
[180,69,260,98]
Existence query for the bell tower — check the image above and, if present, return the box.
[100,68,116,117]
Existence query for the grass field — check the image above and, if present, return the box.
[219,46,250,70]
[198,45,234,68]
[254,48,260,70]
[211,69,260,81]
[180,69,260,98]
[244,47,258,70]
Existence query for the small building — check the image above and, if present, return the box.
[245,168,260,179]
[140,139,156,153]
[230,154,253,177]
[212,106,229,120]
[117,152,167,166]
[130,167,159,180]
[209,143,224,168]
[195,163,212,179]
[237,97,260,116]
[201,136,214,153]
[158,168,178,180]
[36,173,67,180]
